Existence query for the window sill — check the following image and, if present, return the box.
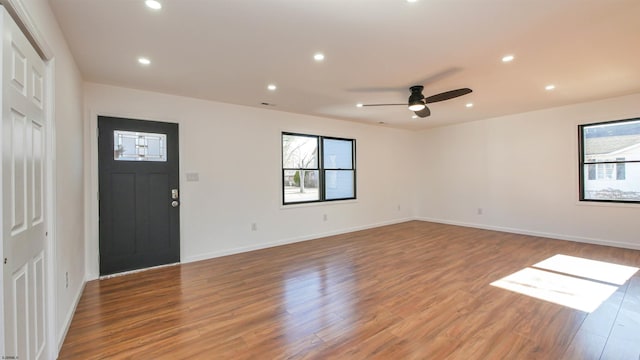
[280,199,358,210]
[575,200,640,209]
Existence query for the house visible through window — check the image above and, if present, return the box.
[579,118,640,203]
[282,132,356,205]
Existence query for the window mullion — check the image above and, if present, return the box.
[319,136,325,201]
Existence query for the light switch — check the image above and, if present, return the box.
[186,172,199,182]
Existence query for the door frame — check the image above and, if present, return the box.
[0,0,56,358]
[87,111,182,280]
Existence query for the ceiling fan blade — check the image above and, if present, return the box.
[410,67,462,88]
[346,87,405,93]
[424,88,472,104]
[361,103,406,107]
[414,106,431,118]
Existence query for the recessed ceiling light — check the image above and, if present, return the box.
[356,103,363,108]
[466,103,474,108]
[138,57,151,65]
[145,0,162,10]
[407,0,418,2]
[545,84,556,91]
[313,53,325,62]
[412,115,418,119]
[267,84,277,91]
[502,54,515,63]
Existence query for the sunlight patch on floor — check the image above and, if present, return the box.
[533,254,638,285]
[491,255,639,313]
[491,267,618,312]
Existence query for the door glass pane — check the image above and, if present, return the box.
[325,170,354,200]
[114,130,167,162]
[323,138,353,169]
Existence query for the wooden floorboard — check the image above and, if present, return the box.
[59,221,640,359]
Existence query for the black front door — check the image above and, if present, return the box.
[98,116,180,275]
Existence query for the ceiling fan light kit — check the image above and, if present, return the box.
[408,101,426,111]
[409,101,427,111]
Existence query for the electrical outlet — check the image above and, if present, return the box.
[251,223,258,231]
[397,205,401,211]
[323,214,328,221]
[477,208,483,215]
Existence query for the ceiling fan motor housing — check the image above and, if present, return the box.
[409,85,425,102]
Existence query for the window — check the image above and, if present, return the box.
[282,133,356,205]
[579,118,640,203]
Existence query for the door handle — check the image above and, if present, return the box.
[171,200,179,208]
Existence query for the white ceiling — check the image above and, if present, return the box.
[50,0,640,130]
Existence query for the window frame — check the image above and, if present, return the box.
[282,132,356,205]
[578,118,640,204]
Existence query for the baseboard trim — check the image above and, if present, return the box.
[415,217,640,251]
[57,277,87,351]
[183,217,413,264]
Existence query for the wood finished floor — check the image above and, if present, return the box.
[59,221,640,359]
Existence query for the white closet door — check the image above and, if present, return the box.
[2,7,47,360]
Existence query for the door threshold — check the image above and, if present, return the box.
[99,262,180,280]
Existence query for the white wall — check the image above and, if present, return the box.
[84,83,417,279]
[415,92,640,249]
[15,0,85,354]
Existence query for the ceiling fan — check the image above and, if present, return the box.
[361,85,472,118]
